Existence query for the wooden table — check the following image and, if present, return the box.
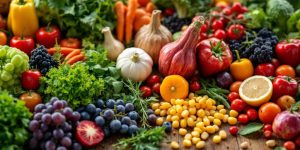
[97,125,283,150]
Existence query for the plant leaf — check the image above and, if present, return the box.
[274,146,285,150]
[238,123,263,136]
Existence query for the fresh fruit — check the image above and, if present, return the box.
[152,83,161,94]
[239,75,273,106]
[146,75,161,86]
[163,8,175,16]
[276,95,296,110]
[227,92,240,103]
[271,58,280,69]
[258,102,281,124]
[284,141,296,150]
[21,70,41,90]
[227,24,245,40]
[231,2,243,13]
[263,130,272,139]
[272,76,298,101]
[214,29,226,40]
[0,31,7,45]
[272,111,300,140]
[229,126,238,136]
[76,120,104,147]
[246,108,258,121]
[263,124,272,132]
[230,50,254,81]
[275,65,296,78]
[230,81,242,93]
[140,86,152,98]
[160,75,189,102]
[212,20,224,31]
[36,26,61,48]
[60,38,81,49]
[216,72,234,88]
[238,114,249,124]
[189,80,201,92]
[254,63,275,77]
[231,99,247,112]
[10,36,35,55]
[20,91,42,112]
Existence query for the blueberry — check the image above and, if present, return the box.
[163,122,172,132]
[116,105,125,113]
[95,108,102,115]
[106,99,115,109]
[121,116,131,125]
[128,125,138,135]
[125,103,134,112]
[80,112,90,120]
[96,99,105,108]
[103,109,114,120]
[86,104,96,114]
[128,111,139,120]
[104,127,110,137]
[95,116,105,127]
[146,109,154,115]
[110,120,122,132]
[130,120,137,126]
[148,114,157,125]
[116,99,125,106]
[120,124,129,134]
[76,107,85,113]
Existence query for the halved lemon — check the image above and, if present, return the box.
[239,75,273,107]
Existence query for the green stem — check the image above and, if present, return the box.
[18,0,26,5]
[46,22,52,32]
[235,50,241,62]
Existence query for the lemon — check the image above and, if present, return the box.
[239,75,273,107]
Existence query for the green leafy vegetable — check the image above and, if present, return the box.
[238,123,264,136]
[0,91,32,150]
[244,8,270,29]
[287,9,300,32]
[274,147,285,150]
[113,127,166,150]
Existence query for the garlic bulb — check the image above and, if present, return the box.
[102,27,125,60]
[134,10,172,64]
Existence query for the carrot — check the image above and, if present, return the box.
[125,0,138,44]
[65,49,81,60]
[134,15,151,31]
[145,2,155,13]
[135,8,147,20]
[66,53,85,65]
[115,1,126,42]
[48,47,80,56]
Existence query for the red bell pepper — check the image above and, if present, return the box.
[272,75,298,100]
[197,38,232,76]
[275,39,300,67]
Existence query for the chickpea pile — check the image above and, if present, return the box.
[151,94,237,149]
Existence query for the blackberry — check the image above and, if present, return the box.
[162,14,191,33]
[29,45,58,75]
[228,32,255,60]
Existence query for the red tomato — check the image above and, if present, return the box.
[189,81,201,92]
[231,2,243,13]
[140,86,152,98]
[146,75,161,86]
[229,126,238,136]
[254,63,275,76]
[10,36,35,55]
[200,33,208,40]
[0,15,6,30]
[200,24,208,33]
[241,6,248,13]
[227,24,245,40]
[163,8,175,16]
[236,14,244,20]
[152,83,161,95]
[263,130,272,139]
[21,70,42,90]
[263,124,272,132]
[295,137,300,146]
[138,0,150,7]
[60,38,81,49]
[227,92,240,103]
[271,58,280,69]
[212,20,224,31]
[284,141,296,150]
[222,7,232,16]
[238,114,249,124]
[231,99,247,112]
[76,121,104,147]
[246,108,258,121]
[214,29,227,40]
[36,26,61,48]
[0,31,7,45]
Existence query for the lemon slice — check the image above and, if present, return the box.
[239,75,273,107]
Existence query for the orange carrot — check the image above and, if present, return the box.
[145,2,155,13]
[135,8,147,20]
[48,47,80,56]
[65,49,81,60]
[115,1,126,42]
[66,53,85,65]
[125,0,138,44]
[134,15,151,31]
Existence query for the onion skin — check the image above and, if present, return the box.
[272,111,300,140]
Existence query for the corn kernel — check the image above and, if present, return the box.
[184,133,192,140]
[228,117,237,125]
[175,99,184,105]
[201,132,209,140]
[191,131,200,138]
[189,99,196,107]
[211,106,217,110]
[182,105,188,110]
[183,139,192,147]
[169,108,176,115]
[229,110,239,117]
[219,130,227,139]
[219,109,227,115]
[196,141,205,149]
[160,102,171,110]
[213,135,222,144]
[205,110,210,116]
[183,101,189,106]
[170,141,179,149]
[197,109,205,118]
[190,115,197,121]
[195,103,201,109]
[166,115,172,122]
[208,116,214,122]
[154,109,161,115]
[213,125,219,131]
[209,110,216,115]
[189,93,195,99]
[187,117,195,127]
[180,119,187,128]
[170,99,176,105]
[203,117,210,126]
[211,99,216,105]
[171,115,179,121]
[156,117,164,125]
[172,120,179,128]
[175,105,183,114]
[196,117,203,122]
[193,127,202,133]
[189,107,197,115]
[160,110,167,117]
[196,122,205,128]
[206,125,216,134]
[181,110,189,118]
[206,100,213,109]
[214,113,223,119]
[192,137,201,144]
[213,119,222,126]
[151,103,160,110]
[179,128,188,136]
[223,114,229,123]
[217,105,224,110]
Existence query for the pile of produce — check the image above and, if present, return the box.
[1,0,300,150]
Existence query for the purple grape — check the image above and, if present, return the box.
[34,104,46,113]
[128,111,139,120]
[121,116,131,125]
[61,100,67,107]
[42,113,52,125]
[66,132,72,138]
[86,104,96,114]
[71,112,80,121]
[72,143,82,150]
[95,116,105,127]
[40,123,49,132]
[62,107,73,119]
[120,124,129,134]
[146,109,154,115]
[62,122,72,132]
[44,131,52,140]
[29,120,40,131]
[60,136,72,147]
[103,109,114,120]
[216,71,234,89]
[53,128,64,139]
[33,129,43,140]
[53,101,64,110]
[29,138,38,149]
[45,140,56,150]
[56,146,67,150]
[33,112,43,120]
[50,97,59,104]
[128,125,138,135]
[125,103,134,112]
[147,114,157,125]
[51,112,66,125]
[45,105,54,113]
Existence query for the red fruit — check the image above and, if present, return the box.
[295,137,300,146]
[254,63,275,77]
[146,75,161,86]
[189,81,201,92]
[236,14,244,20]
[272,111,300,140]
[10,36,35,55]
[227,24,245,40]
[227,92,240,103]
[200,32,208,40]
[231,99,247,112]
[152,83,161,94]
[200,24,208,33]
[140,86,152,98]
[36,26,61,48]
[263,124,272,132]
[231,2,243,13]
[246,108,258,121]
[214,29,227,40]
[271,58,280,69]
[212,20,224,31]
[263,130,272,139]
[21,70,42,90]
[163,8,175,16]
[76,121,104,147]
[60,38,81,49]
[241,6,248,13]
[229,126,238,136]
[284,141,296,150]
[223,7,232,16]
[238,114,249,124]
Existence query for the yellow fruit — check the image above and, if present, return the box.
[228,117,237,125]
[166,115,172,122]
[197,109,205,118]
[156,117,164,125]
[213,135,222,144]
[196,141,206,149]
[181,110,189,118]
[192,137,201,144]
[219,109,227,115]
[179,128,188,136]
[184,133,192,140]
[170,141,179,149]
[219,130,227,139]
[183,139,192,147]
[201,132,209,140]
[229,110,239,117]
[160,110,167,117]
[189,107,197,115]
[206,126,215,134]
[154,109,161,115]
[213,119,222,126]
[239,75,273,106]
[191,131,200,138]
[187,117,195,127]
[180,119,187,128]
[172,120,179,128]
[151,103,160,110]
[171,115,179,121]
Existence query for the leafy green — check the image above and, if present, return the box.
[0,91,32,150]
[40,63,105,109]
[238,123,264,136]
[113,127,166,150]
[287,9,300,32]
[244,8,271,29]
[274,146,286,150]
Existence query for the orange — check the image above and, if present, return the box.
[0,31,7,45]
[258,102,281,124]
[239,75,273,107]
[160,75,189,102]
[230,81,242,93]
[276,95,296,110]
[275,65,296,78]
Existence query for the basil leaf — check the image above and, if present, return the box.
[238,123,263,136]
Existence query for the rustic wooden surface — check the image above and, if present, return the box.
[97,125,284,150]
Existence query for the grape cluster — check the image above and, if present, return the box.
[28,98,82,150]
[228,32,255,60]
[76,99,140,137]
[162,14,191,33]
[29,46,58,75]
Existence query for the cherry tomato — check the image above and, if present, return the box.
[258,102,281,124]
[227,92,240,103]
[227,24,245,40]
[284,141,296,150]
[60,38,81,49]
[200,32,208,40]
[20,92,42,112]
[0,31,7,45]
[229,126,238,136]
[271,58,280,69]
[246,108,258,121]
[241,6,248,13]
[146,75,161,87]
[10,36,35,55]
[21,70,42,90]
[295,137,300,146]
[263,130,272,139]
[231,99,247,112]
[222,7,232,16]
[212,20,224,31]
[276,95,296,110]
[231,2,243,14]
[236,14,244,20]
[254,63,275,77]
[0,15,6,30]
[200,24,208,33]
[189,81,201,92]
[140,86,152,98]
[214,29,227,40]
[230,81,242,93]
[275,65,296,78]
[263,124,272,132]
[163,8,175,16]
[36,26,61,48]
[238,114,249,124]
[152,83,161,95]
[138,0,150,7]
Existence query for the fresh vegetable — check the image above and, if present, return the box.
[60,38,81,49]
[65,53,85,65]
[135,10,172,64]
[229,126,239,136]
[276,39,300,67]
[133,9,151,32]
[36,25,61,48]
[102,27,124,61]
[146,75,161,87]
[48,47,80,56]
[276,95,296,110]
[272,76,298,100]
[116,47,153,82]
[167,0,212,18]
[287,9,300,32]
[0,14,7,29]
[244,8,268,29]
[125,0,138,44]
[214,29,226,40]
[140,86,152,98]
[238,123,263,136]
[21,70,41,90]
[76,120,104,147]
[19,91,42,112]
[295,137,300,146]
[227,24,245,40]
[271,58,280,69]
[159,16,204,78]
[231,99,247,112]
[10,36,35,55]
[189,80,201,93]
[230,50,254,81]
[115,1,126,42]
[197,38,232,77]
[259,102,281,124]
[228,92,240,103]
[216,72,234,89]
[273,110,300,140]
[275,65,296,78]
[230,81,242,93]
[284,141,296,150]
[246,108,258,121]
[65,49,81,61]
[152,83,161,94]
[8,0,39,36]
[239,76,273,107]
[254,63,275,77]
[160,75,189,102]
[264,130,273,139]
[0,91,32,149]
[40,63,104,109]
[0,31,7,45]
[264,124,273,132]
